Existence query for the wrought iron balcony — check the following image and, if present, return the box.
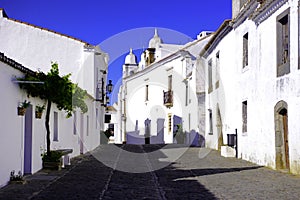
[163,90,173,108]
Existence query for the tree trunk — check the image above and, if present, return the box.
[45,100,52,155]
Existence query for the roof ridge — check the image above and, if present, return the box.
[0,52,36,75]
[1,8,93,46]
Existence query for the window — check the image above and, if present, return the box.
[168,75,172,91]
[105,114,111,123]
[242,101,247,133]
[243,33,248,68]
[215,52,220,89]
[209,109,213,135]
[86,115,89,136]
[145,85,149,101]
[53,112,58,141]
[73,111,77,135]
[208,59,213,93]
[277,9,290,77]
[96,108,98,129]
[185,82,188,106]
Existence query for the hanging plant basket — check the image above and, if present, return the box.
[35,104,45,119]
[35,111,43,119]
[17,100,31,116]
[17,107,26,116]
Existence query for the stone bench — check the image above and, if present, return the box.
[55,149,73,168]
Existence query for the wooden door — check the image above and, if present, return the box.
[283,114,289,169]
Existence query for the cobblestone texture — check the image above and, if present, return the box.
[1,144,300,200]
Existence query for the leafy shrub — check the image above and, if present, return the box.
[42,151,63,162]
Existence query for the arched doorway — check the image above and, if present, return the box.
[274,101,289,170]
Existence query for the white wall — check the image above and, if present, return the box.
[122,55,199,144]
[0,62,27,187]
[204,0,300,174]
[0,16,84,84]
[0,12,108,187]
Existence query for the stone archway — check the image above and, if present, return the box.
[274,101,289,170]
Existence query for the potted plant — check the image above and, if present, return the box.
[9,170,26,184]
[35,104,45,119]
[42,150,63,170]
[17,100,30,116]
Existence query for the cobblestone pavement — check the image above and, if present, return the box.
[1,144,300,200]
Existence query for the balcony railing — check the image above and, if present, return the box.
[163,90,173,108]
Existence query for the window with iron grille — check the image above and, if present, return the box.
[215,52,220,89]
[242,101,247,133]
[277,9,290,77]
[145,85,149,101]
[243,33,248,68]
[208,59,213,93]
[209,109,213,135]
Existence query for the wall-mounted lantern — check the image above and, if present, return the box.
[96,79,113,107]
[106,80,113,94]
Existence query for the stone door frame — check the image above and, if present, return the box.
[274,100,289,170]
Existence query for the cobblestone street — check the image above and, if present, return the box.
[1,144,300,200]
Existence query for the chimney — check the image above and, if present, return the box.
[0,9,8,18]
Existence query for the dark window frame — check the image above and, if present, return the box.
[215,51,220,89]
[53,111,58,141]
[209,109,213,135]
[277,8,290,77]
[243,33,249,68]
[208,59,213,94]
[242,101,247,133]
[145,85,149,101]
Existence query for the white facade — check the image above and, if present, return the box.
[202,0,300,174]
[0,9,109,187]
[116,30,211,144]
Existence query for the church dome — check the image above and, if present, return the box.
[125,48,137,65]
[148,28,163,48]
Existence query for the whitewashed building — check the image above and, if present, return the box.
[201,0,300,174]
[0,9,109,187]
[116,30,211,144]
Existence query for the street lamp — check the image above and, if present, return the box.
[106,80,113,94]
[96,79,113,106]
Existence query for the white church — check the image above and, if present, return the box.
[115,29,212,145]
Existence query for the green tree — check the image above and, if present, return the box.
[18,62,88,155]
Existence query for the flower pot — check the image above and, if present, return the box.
[9,180,27,185]
[17,107,26,116]
[35,111,43,119]
[42,161,62,170]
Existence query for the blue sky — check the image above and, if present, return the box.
[0,0,232,103]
